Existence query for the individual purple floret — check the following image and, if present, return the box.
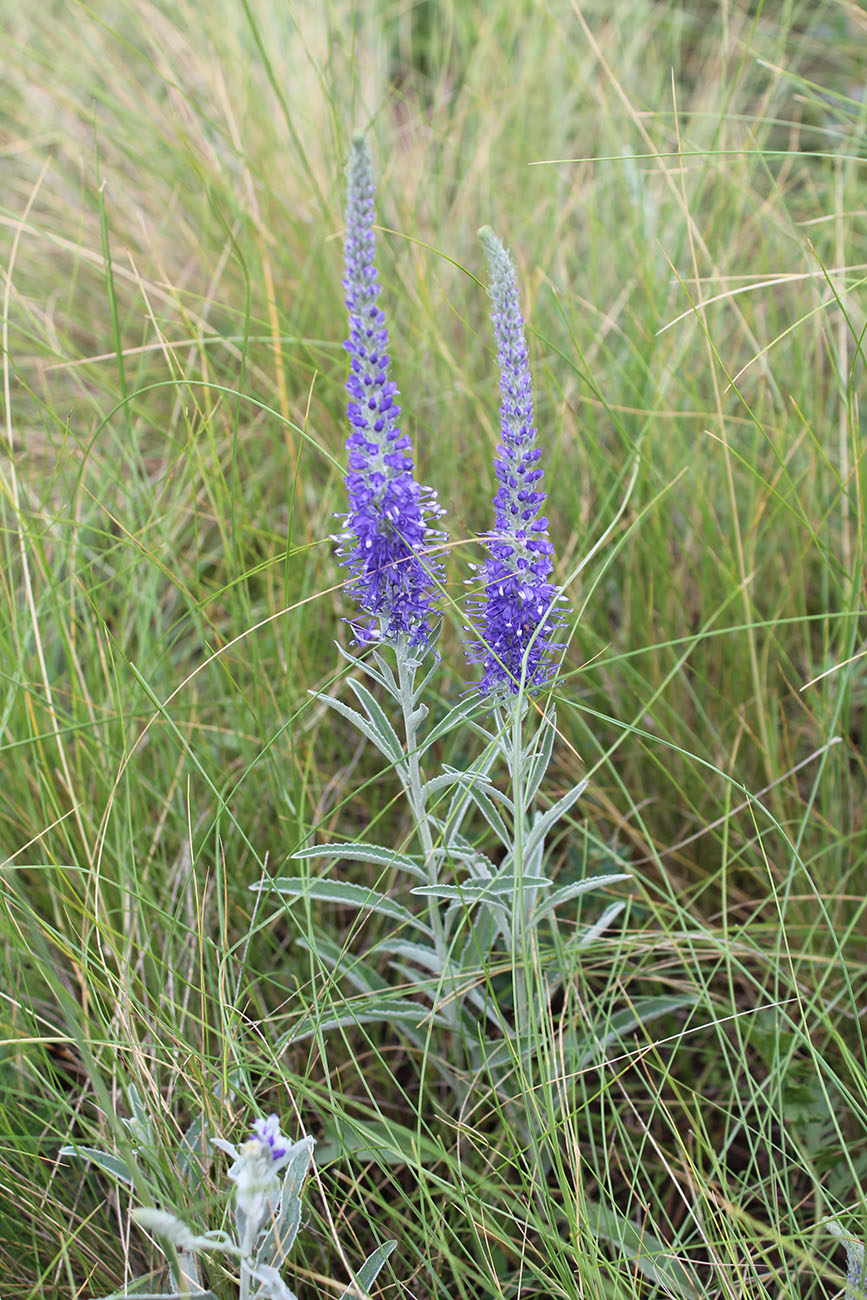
[334,133,445,647]
[466,227,564,697]
[252,1114,288,1162]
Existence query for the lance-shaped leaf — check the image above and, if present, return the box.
[338,1239,398,1300]
[295,933,390,996]
[320,1113,447,1171]
[291,842,427,881]
[309,691,404,768]
[569,900,627,948]
[370,937,443,974]
[247,1264,299,1300]
[439,841,500,881]
[371,648,400,694]
[531,874,631,924]
[336,642,398,695]
[412,875,550,903]
[292,937,426,1051]
[575,995,699,1067]
[252,877,422,932]
[178,1113,209,1193]
[255,1137,315,1271]
[416,696,479,749]
[59,1144,134,1187]
[439,766,513,840]
[131,1208,241,1257]
[457,903,501,971]
[521,710,556,806]
[440,745,501,847]
[520,779,588,865]
[94,1276,217,1300]
[420,769,495,803]
[124,1083,152,1147]
[345,677,404,760]
[284,997,442,1044]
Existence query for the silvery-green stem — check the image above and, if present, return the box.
[395,642,458,1028]
[238,1211,258,1300]
[501,695,534,1034]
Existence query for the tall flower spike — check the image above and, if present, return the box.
[335,133,445,647]
[466,226,564,697]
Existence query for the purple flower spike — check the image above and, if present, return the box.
[334,134,445,647]
[466,227,564,697]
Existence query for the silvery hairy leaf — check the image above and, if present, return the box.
[370,937,443,974]
[439,840,499,880]
[291,936,425,1052]
[531,874,630,924]
[308,691,404,767]
[586,1200,701,1299]
[336,642,397,695]
[377,940,494,1023]
[59,1144,134,1187]
[252,877,423,931]
[520,779,588,864]
[438,766,513,840]
[440,745,501,846]
[371,648,400,694]
[294,933,390,994]
[416,695,478,749]
[177,1113,209,1193]
[573,994,699,1068]
[337,1239,397,1300]
[570,900,627,948]
[344,677,404,760]
[131,1207,241,1257]
[255,1138,315,1270]
[521,710,556,806]
[281,996,444,1044]
[248,1264,299,1300]
[123,1083,152,1149]
[412,875,550,902]
[420,769,494,802]
[457,903,499,970]
[291,841,427,881]
[94,1278,216,1300]
[408,641,441,702]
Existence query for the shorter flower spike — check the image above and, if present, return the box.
[466,226,564,698]
[334,133,445,647]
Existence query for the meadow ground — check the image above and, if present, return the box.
[1,1,866,1296]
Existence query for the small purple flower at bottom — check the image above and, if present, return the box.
[252,1113,288,1162]
[214,1116,292,1217]
[213,1115,314,1236]
[335,134,445,648]
[466,227,564,698]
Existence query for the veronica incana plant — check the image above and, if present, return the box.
[63,1093,396,1300]
[255,141,638,1080]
